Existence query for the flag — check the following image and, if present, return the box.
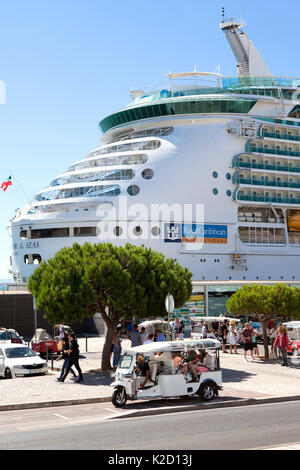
[1,176,12,192]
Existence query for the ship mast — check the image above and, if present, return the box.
[220,8,272,77]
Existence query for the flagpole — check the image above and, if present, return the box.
[9,171,31,202]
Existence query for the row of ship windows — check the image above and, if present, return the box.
[69,141,161,172]
[49,168,154,187]
[20,225,162,240]
[107,127,174,144]
[100,99,258,133]
[68,153,149,173]
[34,183,141,202]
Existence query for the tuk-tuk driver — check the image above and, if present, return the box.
[134,355,151,390]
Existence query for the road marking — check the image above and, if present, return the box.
[53,413,69,420]
[104,408,121,414]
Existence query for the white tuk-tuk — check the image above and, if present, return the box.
[111,338,222,407]
[190,316,242,344]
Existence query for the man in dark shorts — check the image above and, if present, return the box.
[242,323,254,362]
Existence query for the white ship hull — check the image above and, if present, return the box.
[9,18,300,283]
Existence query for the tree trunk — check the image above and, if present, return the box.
[101,324,115,371]
[262,319,269,360]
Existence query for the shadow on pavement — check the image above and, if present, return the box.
[222,367,256,383]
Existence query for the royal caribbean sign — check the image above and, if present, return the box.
[164,223,228,244]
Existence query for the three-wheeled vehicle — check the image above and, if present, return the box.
[111,338,222,407]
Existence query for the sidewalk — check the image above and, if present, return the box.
[1,338,300,411]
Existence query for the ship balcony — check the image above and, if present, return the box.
[233,188,300,206]
[246,145,300,158]
[232,158,300,174]
[233,175,300,190]
[261,131,300,142]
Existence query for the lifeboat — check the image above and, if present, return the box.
[287,213,300,231]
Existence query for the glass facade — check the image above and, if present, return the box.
[99,98,257,133]
[34,184,121,201]
[69,153,148,172]
[50,169,134,187]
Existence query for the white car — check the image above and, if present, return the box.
[0,343,48,379]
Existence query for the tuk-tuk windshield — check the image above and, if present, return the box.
[119,354,133,369]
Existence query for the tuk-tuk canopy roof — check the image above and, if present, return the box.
[30,328,54,343]
[126,338,221,355]
[283,321,300,328]
[138,320,168,328]
[190,316,241,323]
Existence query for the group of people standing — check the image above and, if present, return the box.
[111,322,168,368]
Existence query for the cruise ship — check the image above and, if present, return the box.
[9,17,300,284]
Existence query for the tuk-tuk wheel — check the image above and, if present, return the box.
[112,387,127,408]
[199,381,216,401]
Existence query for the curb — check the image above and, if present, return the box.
[0,396,112,412]
[2,393,300,415]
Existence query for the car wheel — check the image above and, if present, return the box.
[199,381,215,401]
[112,387,127,408]
[5,368,12,379]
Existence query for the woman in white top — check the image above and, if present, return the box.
[228,320,238,354]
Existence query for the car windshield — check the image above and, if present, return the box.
[5,347,36,358]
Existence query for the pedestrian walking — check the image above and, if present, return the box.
[220,319,229,353]
[57,333,83,383]
[56,337,77,381]
[113,329,122,368]
[274,325,289,367]
[242,323,254,362]
[228,320,238,354]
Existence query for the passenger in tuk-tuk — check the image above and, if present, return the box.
[188,350,210,380]
[134,355,151,390]
[178,349,196,375]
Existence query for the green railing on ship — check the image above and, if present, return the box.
[261,131,300,142]
[233,194,300,204]
[233,176,300,189]
[232,160,300,173]
[247,146,300,157]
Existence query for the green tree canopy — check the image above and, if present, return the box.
[227,283,300,359]
[28,242,193,369]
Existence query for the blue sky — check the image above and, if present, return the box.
[0,0,299,280]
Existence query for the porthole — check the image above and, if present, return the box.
[127,185,140,196]
[212,188,218,195]
[151,226,161,236]
[133,226,143,236]
[226,173,231,180]
[212,171,218,178]
[226,190,232,197]
[142,169,154,180]
[113,226,123,236]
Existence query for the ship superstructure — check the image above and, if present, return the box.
[9,17,300,283]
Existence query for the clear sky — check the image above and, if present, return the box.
[0,0,299,280]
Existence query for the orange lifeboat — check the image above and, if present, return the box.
[287,213,300,231]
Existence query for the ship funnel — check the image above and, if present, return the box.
[220,15,272,77]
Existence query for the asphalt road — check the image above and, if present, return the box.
[1,400,300,450]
